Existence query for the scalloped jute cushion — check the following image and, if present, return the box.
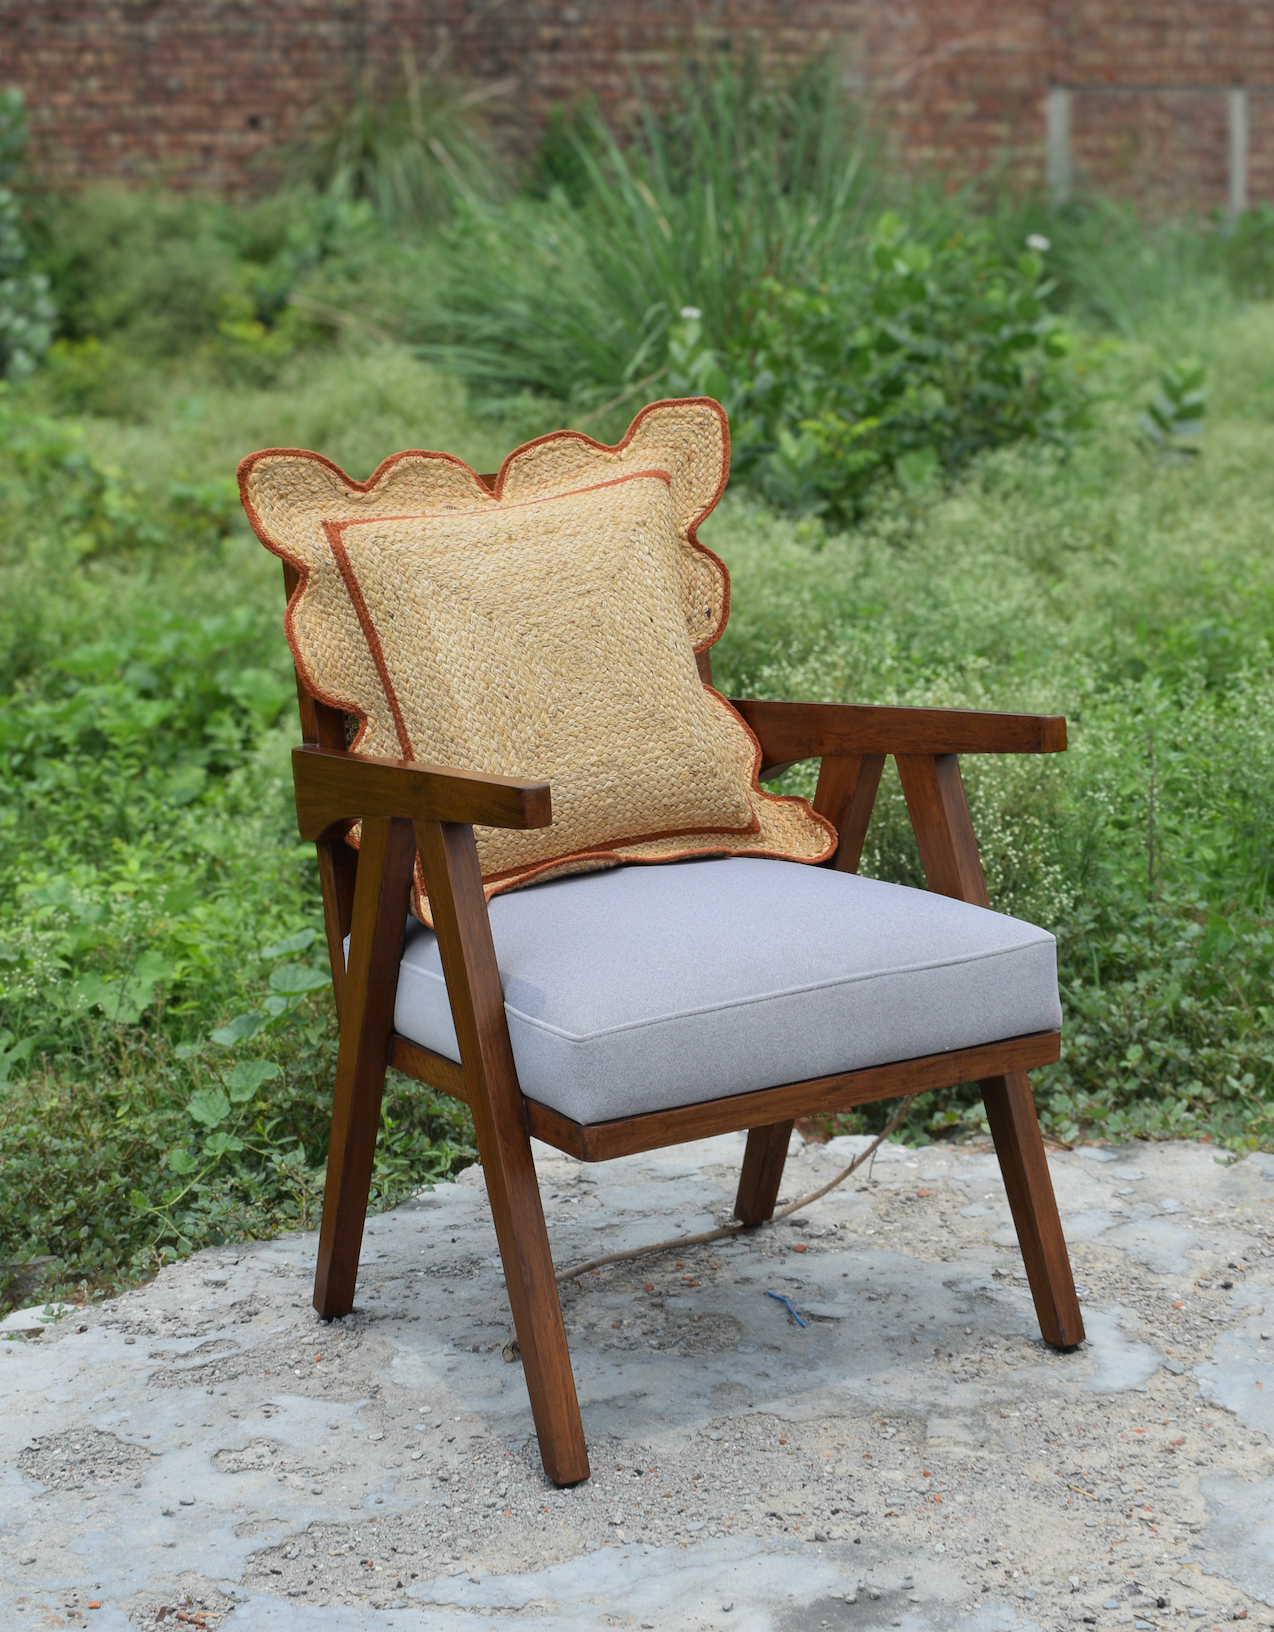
[239,399,835,922]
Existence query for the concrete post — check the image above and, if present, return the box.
[1228,88,1249,217]
[1046,87,1072,205]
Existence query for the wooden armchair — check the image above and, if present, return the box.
[287,549,1083,1489]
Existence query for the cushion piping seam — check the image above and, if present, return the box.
[396,936,1056,1044]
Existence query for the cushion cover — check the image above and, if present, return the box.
[391,857,1062,1124]
[239,401,833,923]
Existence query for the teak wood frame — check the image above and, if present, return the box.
[282,564,1085,1489]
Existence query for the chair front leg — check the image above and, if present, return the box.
[981,1072,1085,1348]
[314,815,416,1318]
[416,818,590,1487]
[898,752,1084,1351]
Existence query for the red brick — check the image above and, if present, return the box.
[0,2,1269,211]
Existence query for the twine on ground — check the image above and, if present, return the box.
[554,1094,916,1284]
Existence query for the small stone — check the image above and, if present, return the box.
[178,1496,195,1506]
[18,1555,35,1565]
[722,1604,734,1614]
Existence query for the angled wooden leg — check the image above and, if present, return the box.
[313,816,416,1319]
[734,1120,795,1225]
[899,753,1083,1350]
[416,818,590,1487]
[730,754,883,1225]
[981,1071,1085,1350]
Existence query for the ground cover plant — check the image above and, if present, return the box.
[3,59,1274,1313]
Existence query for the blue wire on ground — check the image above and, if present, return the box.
[765,1290,806,1328]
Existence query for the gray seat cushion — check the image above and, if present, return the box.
[390,857,1060,1125]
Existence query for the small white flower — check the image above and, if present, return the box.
[1025,234,1051,253]
[679,305,702,321]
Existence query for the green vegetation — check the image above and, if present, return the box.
[3,60,1274,1313]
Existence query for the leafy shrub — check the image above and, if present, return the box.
[420,65,1084,516]
[30,187,380,397]
[727,216,1086,520]
[1138,357,1206,462]
[0,923,475,1287]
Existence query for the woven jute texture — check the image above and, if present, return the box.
[239,400,835,921]
[241,399,730,662]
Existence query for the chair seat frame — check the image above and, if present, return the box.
[283,563,1085,1488]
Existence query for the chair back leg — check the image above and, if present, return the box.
[314,816,416,1318]
[980,1071,1085,1349]
[734,1120,795,1225]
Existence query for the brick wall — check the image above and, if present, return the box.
[0,1,1270,213]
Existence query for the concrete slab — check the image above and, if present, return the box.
[3,1134,1274,1629]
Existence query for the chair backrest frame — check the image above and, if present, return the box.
[282,559,358,1011]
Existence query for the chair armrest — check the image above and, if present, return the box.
[292,744,552,841]
[730,698,1066,774]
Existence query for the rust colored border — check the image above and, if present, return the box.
[492,397,733,652]
[322,520,417,759]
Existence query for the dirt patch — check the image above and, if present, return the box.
[18,1427,151,1491]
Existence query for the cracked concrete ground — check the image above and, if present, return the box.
[3,1131,1274,1630]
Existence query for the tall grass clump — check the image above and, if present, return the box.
[282,48,508,229]
[421,60,878,405]
[418,61,1087,520]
